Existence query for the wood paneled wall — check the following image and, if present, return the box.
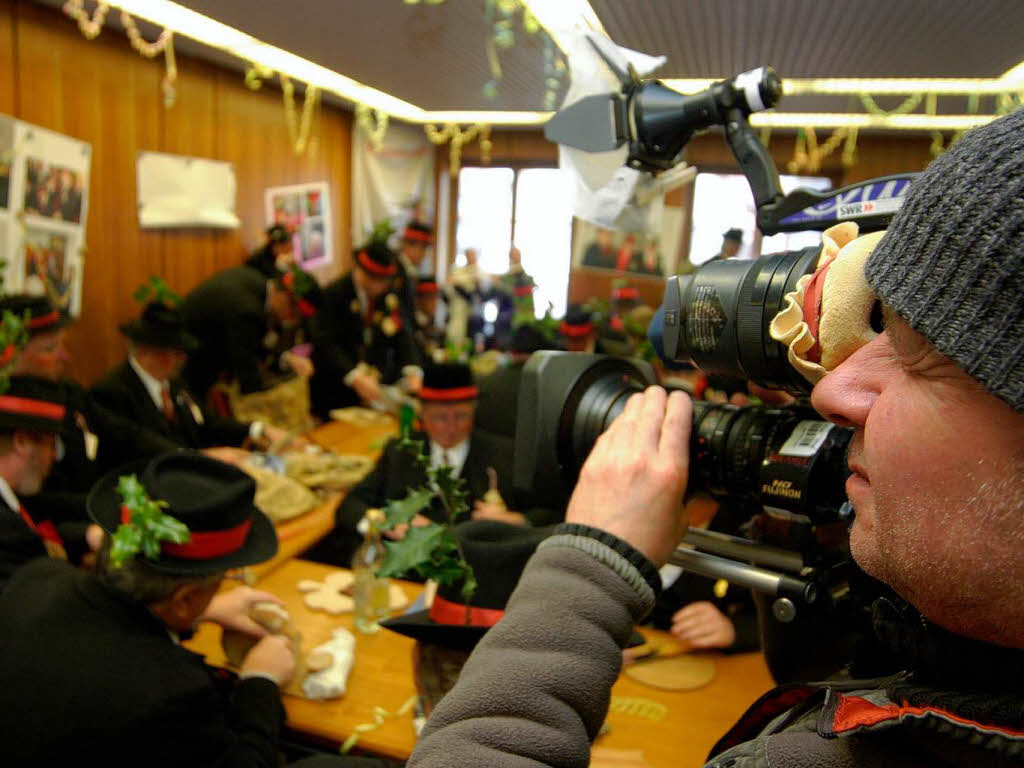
[0,0,352,384]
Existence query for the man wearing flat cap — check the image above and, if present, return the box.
[709,227,744,262]
[310,239,421,417]
[0,375,72,589]
[92,300,294,453]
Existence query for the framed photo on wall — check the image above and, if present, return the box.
[264,181,333,269]
[570,204,685,279]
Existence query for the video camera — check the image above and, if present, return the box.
[518,51,915,627]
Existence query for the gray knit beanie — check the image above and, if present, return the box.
[865,107,1024,413]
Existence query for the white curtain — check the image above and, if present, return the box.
[350,119,435,249]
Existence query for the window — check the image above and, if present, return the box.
[688,172,832,265]
[455,166,573,317]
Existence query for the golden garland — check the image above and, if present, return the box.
[63,2,177,107]
[281,75,322,156]
[120,11,177,108]
[424,123,492,176]
[355,104,390,151]
[858,92,924,117]
[62,0,108,40]
[787,127,858,174]
[339,694,418,754]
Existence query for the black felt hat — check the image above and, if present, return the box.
[0,376,71,433]
[510,324,549,355]
[418,362,478,402]
[559,304,595,338]
[0,294,72,337]
[266,224,291,245]
[354,241,398,278]
[87,452,278,575]
[722,228,744,242]
[119,301,198,352]
[382,520,551,650]
[416,274,440,295]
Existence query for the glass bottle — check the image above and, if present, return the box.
[352,508,391,634]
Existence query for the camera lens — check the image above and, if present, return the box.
[656,246,822,393]
[558,367,850,521]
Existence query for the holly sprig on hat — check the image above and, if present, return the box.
[109,474,190,569]
[0,309,31,394]
[376,432,477,606]
[133,276,181,307]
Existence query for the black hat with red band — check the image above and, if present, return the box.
[0,295,71,337]
[382,520,551,650]
[87,452,278,575]
[355,242,399,278]
[416,274,440,296]
[402,221,434,245]
[0,376,70,433]
[418,362,478,403]
[559,304,595,339]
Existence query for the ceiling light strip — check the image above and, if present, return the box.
[750,113,995,130]
[665,77,1024,96]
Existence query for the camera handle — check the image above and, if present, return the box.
[669,527,821,623]
[722,107,920,237]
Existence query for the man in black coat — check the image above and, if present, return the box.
[1,296,180,556]
[92,301,293,452]
[0,452,293,765]
[246,224,295,278]
[310,241,421,417]
[0,376,74,590]
[474,324,552,441]
[180,265,307,402]
[314,363,555,566]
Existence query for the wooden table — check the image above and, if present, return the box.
[249,416,399,578]
[189,559,776,766]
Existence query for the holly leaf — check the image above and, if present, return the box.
[381,487,434,530]
[109,523,142,568]
[378,523,447,577]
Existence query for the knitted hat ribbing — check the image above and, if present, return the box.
[865,108,1024,413]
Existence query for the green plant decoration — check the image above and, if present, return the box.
[110,474,190,568]
[0,309,31,395]
[376,431,477,606]
[133,276,181,306]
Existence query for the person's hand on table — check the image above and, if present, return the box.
[283,351,314,378]
[671,601,736,650]
[202,446,252,466]
[384,513,432,540]
[351,372,382,405]
[200,586,285,637]
[240,634,296,687]
[566,386,692,567]
[472,501,526,526]
[260,425,309,453]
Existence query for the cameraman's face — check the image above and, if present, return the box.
[812,316,1024,649]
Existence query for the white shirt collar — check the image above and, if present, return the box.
[429,438,470,477]
[0,474,21,514]
[129,355,170,413]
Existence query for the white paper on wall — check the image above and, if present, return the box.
[137,151,239,229]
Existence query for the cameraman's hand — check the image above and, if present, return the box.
[566,387,692,567]
[671,601,736,650]
[239,634,295,687]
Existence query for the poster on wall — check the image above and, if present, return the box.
[570,205,685,279]
[265,182,333,270]
[0,115,90,317]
